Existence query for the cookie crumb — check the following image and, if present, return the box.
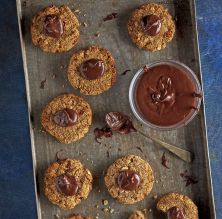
[153,194,158,199]
[102,199,109,206]
[94,33,100,37]
[83,22,88,27]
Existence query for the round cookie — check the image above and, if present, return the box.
[44,159,93,210]
[31,5,80,52]
[41,93,92,144]
[129,211,145,219]
[128,3,175,52]
[104,155,154,204]
[67,215,92,219]
[67,46,116,95]
[157,193,198,219]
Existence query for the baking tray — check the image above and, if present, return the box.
[16,0,216,218]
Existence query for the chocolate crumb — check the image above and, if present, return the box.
[40,78,46,89]
[105,112,136,134]
[107,151,110,158]
[161,152,170,169]
[94,127,113,143]
[121,69,131,76]
[103,12,118,21]
[136,146,143,153]
[180,170,198,186]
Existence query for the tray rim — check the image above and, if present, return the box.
[15,0,216,218]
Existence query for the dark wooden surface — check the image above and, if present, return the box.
[0,0,221,218]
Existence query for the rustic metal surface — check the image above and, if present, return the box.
[16,0,215,218]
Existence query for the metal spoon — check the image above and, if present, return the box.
[135,127,194,163]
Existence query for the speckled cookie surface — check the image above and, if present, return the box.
[104,155,154,204]
[44,159,93,210]
[157,193,198,219]
[67,46,116,95]
[67,214,92,219]
[129,210,145,219]
[128,3,175,52]
[31,5,80,52]
[41,93,92,144]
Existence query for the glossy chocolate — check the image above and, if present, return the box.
[53,108,78,127]
[142,15,162,36]
[55,173,78,196]
[43,14,64,38]
[117,170,140,191]
[167,207,185,219]
[136,64,197,126]
[79,59,105,80]
[105,112,136,134]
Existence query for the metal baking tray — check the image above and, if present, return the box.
[16,0,216,218]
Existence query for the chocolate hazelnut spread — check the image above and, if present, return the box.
[43,14,64,38]
[142,15,162,36]
[79,59,105,80]
[136,64,199,126]
[117,170,140,191]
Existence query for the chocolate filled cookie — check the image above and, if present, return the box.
[128,210,145,219]
[44,159,93,210]
[67,214,92,219]
[128,3,175,52]
[104,155,154,204]
[157,193,198,219]
[31,5,80,52]
[41,94,92,144]
[67,46,116,95]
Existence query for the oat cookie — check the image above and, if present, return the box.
[31,5,80,52]
[41,93,92,144]
[157,193,198,219]
[104,155,154,204]
[128,3,175,52]
[129,210,145,219]
[67,214,92,219]
[67,46,116,95]
[44,159,93,210]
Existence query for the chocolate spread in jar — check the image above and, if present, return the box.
[136,64,199,126]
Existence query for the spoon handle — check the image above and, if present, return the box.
[137,129,194,163]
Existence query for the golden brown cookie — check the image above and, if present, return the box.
[67,214,92,219]
[41,93,92,144]
[129,210,145,219]
[104,155,154,204]
[128,3,175,52]
[44,159,93,210]
[31,5,80,52]
[157,193,198,219]
[67,46,116,95]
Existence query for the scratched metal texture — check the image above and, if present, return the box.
[0,0,222,218]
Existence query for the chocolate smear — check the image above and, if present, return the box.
[94,127,113,143]
[121,69,131,76]
[180,170,198,186]
[40,78,47,89]
[161,152,170,169]
[136,147,143,153]
[103,12,118,21]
